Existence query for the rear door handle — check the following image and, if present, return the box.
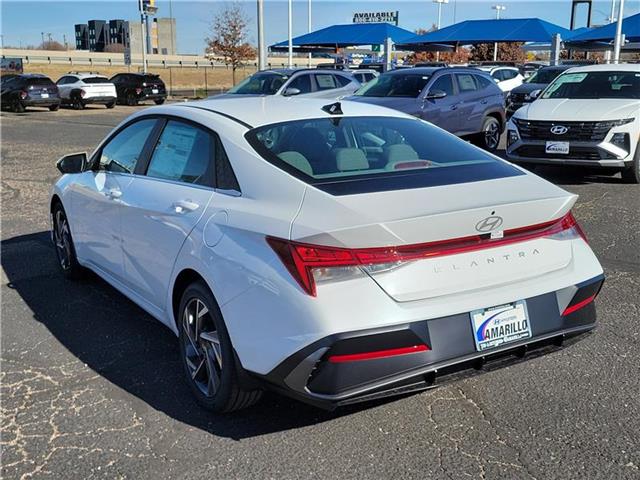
[481,99,488,105]
[173,200,199,213]
[450,104,458,111]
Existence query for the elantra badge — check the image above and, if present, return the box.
[475,216,504,233]
[550,125,569,135]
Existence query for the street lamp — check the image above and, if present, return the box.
[492,4,506,61]
[257,0,266,70]
[433,0,449,30]
[288,0,293,68]
[612,0,625,64]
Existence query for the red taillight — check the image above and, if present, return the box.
[328,345,430,363]
[562,294,596,316]
[268,211,586,296]
[80,89,86,98]
[20,90,27,99]
[135,87,142,95]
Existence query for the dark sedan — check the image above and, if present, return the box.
[507,65,572,116]
[1,74,61,112]
[348,67,506,152]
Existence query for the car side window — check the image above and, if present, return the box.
[99,119,157,174]
[315,73,338,90]
[475,75,494,89]
[456,74,478,92]
[491,70,503,81]
[503,69,517,80]
[287,74,313,94]
[429,74,455,96]
[334,74,352,87]
[146,120,213,186]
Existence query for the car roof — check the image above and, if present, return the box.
[163,96,413,129]
[562,63,640,73]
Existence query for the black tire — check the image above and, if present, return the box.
[621,142,640,184]
[475,116,501,152]
[49,104,60,112]
[105,101,116,109]
[72,95,85,110]
[51,202,84,280]
[178,281,262,412]
[126,92,138,106]
[154,98,166,105]
[13,99,25,113]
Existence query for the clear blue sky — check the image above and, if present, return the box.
[1,0,638,54]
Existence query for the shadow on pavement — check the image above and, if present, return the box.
[1,231,402,440]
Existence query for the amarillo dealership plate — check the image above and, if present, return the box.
[545,141,570,155]
[471,301,532,352]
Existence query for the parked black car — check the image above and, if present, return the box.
[507,65,572,116]
[1,74,60,112]
[109,73,167,106]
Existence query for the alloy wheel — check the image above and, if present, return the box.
[484,121,500,150]
[182,298,223,398]
[53,210,72,270]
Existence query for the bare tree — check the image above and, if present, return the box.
[470,43,526,63]
[38,40,66,51]
[105,43,126,53]
[206,2,256,84]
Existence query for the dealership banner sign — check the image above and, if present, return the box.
[353,11,399,26]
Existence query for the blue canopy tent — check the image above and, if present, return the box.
[270,23,423,52]
[565,13,640,46]
[398,18,575,50]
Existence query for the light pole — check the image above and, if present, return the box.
[433,0,449,60]
[138,0,147,73]
[605,0,616,62]
[307,0,312,67]
[288,0,293,68]
[492,4,506,61]
[257,0,266,70]
[612,0,625,64]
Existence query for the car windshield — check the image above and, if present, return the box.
[26,78,54,87]
[227,72,288,95]
[354,74,431,98]
[142,75,162,84]
[83,77,109,84]
[526,69,564,84]
[542,71,640,99]
[246,116,521,192]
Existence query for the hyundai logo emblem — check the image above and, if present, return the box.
[550,125,569,135]
[475,216,504,233]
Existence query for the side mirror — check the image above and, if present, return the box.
[283,87,301,97]
[56,152,87,174]
[529,89,542,100]
[426,89,447,100]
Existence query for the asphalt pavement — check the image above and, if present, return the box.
[1,104,639,480]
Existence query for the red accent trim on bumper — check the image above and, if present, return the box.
[562,294,596,316]
[328,345,429,363]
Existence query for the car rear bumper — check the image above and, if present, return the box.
[23,97,60,107]
[253,274,603,410]
[138,92,167,101]
[83,95,116,105]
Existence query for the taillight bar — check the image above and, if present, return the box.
[562,294,596,316]
[328,345,429,363]
[268,211,586,296]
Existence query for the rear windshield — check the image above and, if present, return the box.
[542,71,640,99]
[26,77,54,87]
[246,116,522,195]
[142,75,163,84]
[228,72,288,95]
[355,74,431,98]
[83,76,110,84]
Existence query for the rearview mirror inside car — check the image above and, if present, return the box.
[56,152,87,174]
[426,90,447,100]
[529,89,542,100]
[283,87,302,97]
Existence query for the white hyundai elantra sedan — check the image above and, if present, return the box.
[50,97,604,412]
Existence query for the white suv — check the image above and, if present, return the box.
[506,64,640,183]
[56,72,117,109]
[477,66,524,93]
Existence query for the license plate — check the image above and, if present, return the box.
[152,89,159,94]
[41,93,49,98]
[470,301,531,352]
[545,141,569,155]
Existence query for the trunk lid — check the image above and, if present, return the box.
[291,173,577,302]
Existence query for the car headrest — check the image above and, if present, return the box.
[277,151,313,176]
[383,144,419,165]
[333,148,369,172]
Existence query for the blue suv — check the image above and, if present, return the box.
[348,67,506,151]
